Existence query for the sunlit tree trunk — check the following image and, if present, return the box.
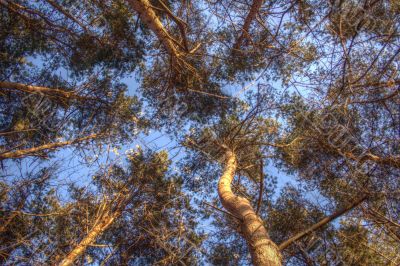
[126,0,180,59]
[58,209,119,266]
[218,149,281,266]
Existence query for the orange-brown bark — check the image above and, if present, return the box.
[58,210,118,266]
[126,0,181,58]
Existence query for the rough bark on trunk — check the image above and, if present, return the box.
[232,0,264,52]
[0,81,86,101]
[126,0,180,59]
[58,211,118,266]
[218,149,281,266]
[0,133,101,160]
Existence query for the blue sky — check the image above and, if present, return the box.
[1,55,322,265]
[3,53,303,200]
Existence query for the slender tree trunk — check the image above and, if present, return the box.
[218,149,281,266]
[58,211,118,266]
[0,81,86,101]
[126,0,180,59]
[0,133,101,160]
[58,189,134,266]
[232,0,264,52]
[278,195,367,250]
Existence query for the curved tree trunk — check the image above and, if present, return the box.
[218,149,281,266]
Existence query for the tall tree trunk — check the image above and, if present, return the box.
[126,0,180,59]
[0,133,102,160]
[58,210,118,266]
[218,149,281,266]
[58,188,134,266]
[232,0,264,52]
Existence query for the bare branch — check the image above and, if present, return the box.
[279,195,367,251]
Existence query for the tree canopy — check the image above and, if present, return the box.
[0,0,399,265]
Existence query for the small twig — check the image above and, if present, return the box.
[255,158,264,215]
[202,201,241,221]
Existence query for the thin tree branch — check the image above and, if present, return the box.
[202,201,241,221]
[279,195,367,250]
[0,81,88,101]
[0,133,104,160]
[255,158,264,215]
